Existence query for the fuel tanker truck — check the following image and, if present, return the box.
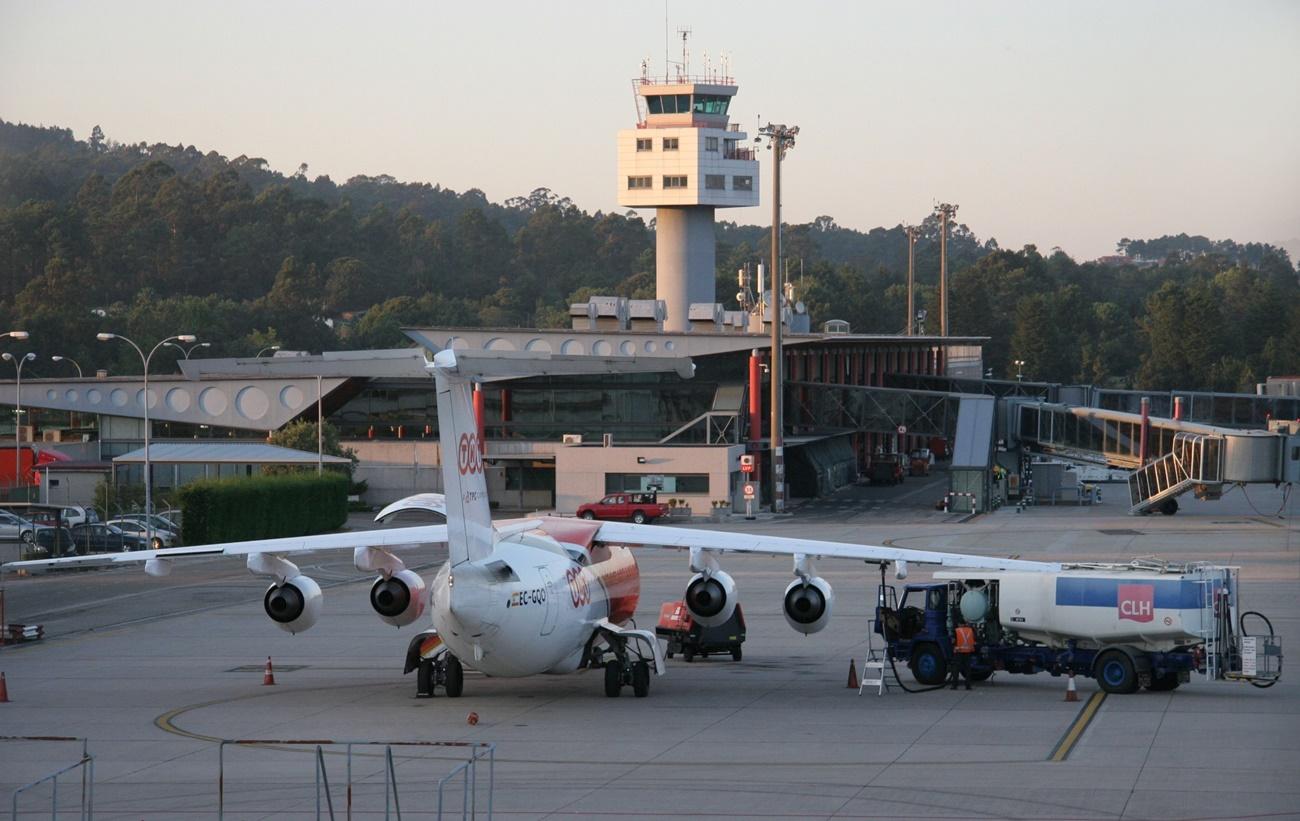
[875,561,1282,694]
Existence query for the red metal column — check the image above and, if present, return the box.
[1173,395,1184,421]
[473,383,486,453]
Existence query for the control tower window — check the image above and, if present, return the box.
[705,136,719,152]
[692,95,731,116]
[627,176,652,190]
[663,175,688,189]
[733,175,753,191]
[636,138,652,152]
[646,94,693,115]
[662,137,679,151]
[704,175,725,190]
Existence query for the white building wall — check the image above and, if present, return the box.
[554,444,744,515]
[617,128,759,209]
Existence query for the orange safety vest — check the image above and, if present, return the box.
[954,625,976,654]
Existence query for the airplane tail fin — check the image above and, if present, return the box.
[431,350,494,566]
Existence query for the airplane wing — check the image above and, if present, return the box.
[1,523,449,572]
[591,521,1060,572]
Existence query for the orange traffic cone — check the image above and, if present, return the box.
[1064,672,1079,702]
[0,671,9,703]
[466,711,479,726]
[262,657,276,686]
[846,659,859,689]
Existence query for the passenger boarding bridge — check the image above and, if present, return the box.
[1011,401,1299,514]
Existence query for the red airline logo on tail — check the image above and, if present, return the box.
[457,433,483,475]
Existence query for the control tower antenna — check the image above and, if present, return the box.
[675,27,692,81]
[934,202,959,337]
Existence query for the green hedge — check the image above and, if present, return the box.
[178,472,349,544]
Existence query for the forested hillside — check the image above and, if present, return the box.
[1,119,1296,390]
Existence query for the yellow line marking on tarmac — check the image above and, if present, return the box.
[1049,690,1106,762]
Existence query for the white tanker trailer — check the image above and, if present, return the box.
[876,560,1282,694]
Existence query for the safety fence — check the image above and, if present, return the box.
[3,736,94,820]
[218,738,495,820]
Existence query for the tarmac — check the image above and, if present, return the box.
[0,478,1296,820]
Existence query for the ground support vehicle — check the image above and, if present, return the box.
[656,600,746,662]
[577,492,671,524]
[875,561,1282,694]
[867,456,904,485]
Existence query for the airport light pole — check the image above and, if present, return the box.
[934,203,958,337]
[51,355,83,378]
[757,122,798,513]
[3,349,36,493]
[256,345,281,358]
[97,332,197,547]
[165,341,211,360]
[904,226,920,336]
[1014,359,1025,382]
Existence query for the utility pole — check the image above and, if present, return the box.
[934,203,958,337]
[757,122,798,514]
[904,226,919,336]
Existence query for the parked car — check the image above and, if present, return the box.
[118,512,181,534]
[37,522,147,554]
[576,492,670,524]
[0,510,37,543]
[108,518,178,549]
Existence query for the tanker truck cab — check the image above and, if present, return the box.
[876,563,1282,694]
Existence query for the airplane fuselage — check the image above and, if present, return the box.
[429,531,640,677]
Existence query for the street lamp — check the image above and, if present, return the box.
[51,355,83,378]
[755,122,798,513]
[1013,359,1026,382]
[256,345,281,358]
[3,350,37,493]
[97,332,197,548]
[165,341,211,360]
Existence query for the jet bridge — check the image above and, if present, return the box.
[1011,401,1298,514]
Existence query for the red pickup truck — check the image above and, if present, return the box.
[576,492,670,524]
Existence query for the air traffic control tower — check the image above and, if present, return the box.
[618,68,759,332]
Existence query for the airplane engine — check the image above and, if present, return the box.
[782,576,834,634]
[370,569,428,628]
[263,574,323,634]
[685,570,737,627]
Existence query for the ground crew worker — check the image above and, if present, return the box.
[950,621,976,690]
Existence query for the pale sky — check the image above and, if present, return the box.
[2,1,1298,261]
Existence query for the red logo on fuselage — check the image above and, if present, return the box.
[457,433,482,476]
[1118,584,1154,623]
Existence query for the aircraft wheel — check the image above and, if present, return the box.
[604,660,623,697]
[444,654,465,698]
[631,661,650,697]
[416,659,435,698]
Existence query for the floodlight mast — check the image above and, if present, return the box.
[96,332,198,547]
[757,123,798,513]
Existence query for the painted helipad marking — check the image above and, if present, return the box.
[1049,690,1107,762]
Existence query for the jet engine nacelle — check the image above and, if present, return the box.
[685,570,737,627]
[264,574,323,634]
[782,576,834,634]
[370,569,428,628]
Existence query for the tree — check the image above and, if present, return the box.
[267,420,357,475]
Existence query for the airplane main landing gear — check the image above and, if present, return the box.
[415,653,465,698]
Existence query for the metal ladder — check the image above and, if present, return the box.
[1128,432,1223,514]
[860,618,900,696]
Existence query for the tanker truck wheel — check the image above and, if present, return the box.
[1145,672,1180,691]
[1095,650,1138,694]
[911,644,949,686]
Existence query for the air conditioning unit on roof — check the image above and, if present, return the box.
[562,434,583,445]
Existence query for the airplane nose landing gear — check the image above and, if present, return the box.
[415,653,465,698]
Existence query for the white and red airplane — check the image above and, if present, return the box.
[5,350,1059,698]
